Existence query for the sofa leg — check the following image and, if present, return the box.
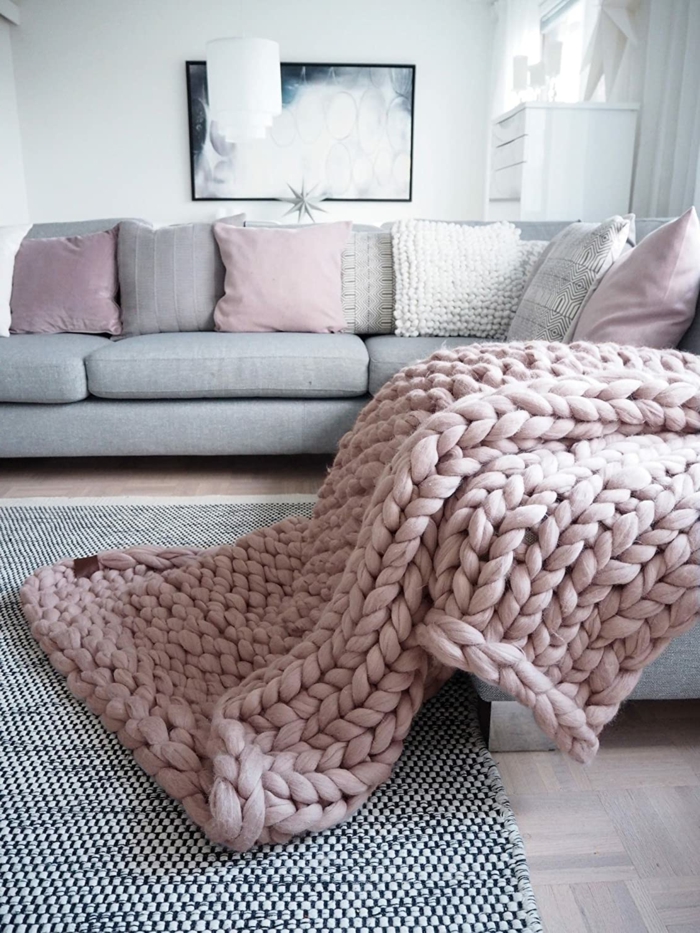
[489,701,557,752]
[477,696,492,746]
[478,697,558,752]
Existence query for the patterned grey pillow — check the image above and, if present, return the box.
[342,231,394,334]
[118,216,244,335]
[507,215,633,343]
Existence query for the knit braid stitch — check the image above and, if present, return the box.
[21,342,700,850]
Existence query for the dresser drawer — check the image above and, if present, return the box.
[492,108,527,146]
[492,134,527,171]
[490,162,523,200]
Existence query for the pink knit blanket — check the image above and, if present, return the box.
[21,342,700,850]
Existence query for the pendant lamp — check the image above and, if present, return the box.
[206,37,282,142]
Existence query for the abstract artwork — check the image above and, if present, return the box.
[186,62,415,201]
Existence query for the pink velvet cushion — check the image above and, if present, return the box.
[572,208,700,347]
[213,222,352,333]
[10,227,121,335]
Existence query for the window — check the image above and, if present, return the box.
[540,0,586,102]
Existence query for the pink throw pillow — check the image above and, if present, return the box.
[213,221,352,333]
[571,208,700,347]
[10,227,121,335]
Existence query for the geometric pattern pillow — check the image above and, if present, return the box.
[341,231,394,334]
[507,215,633,343]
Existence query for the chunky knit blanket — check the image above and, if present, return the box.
[21,342,700,851]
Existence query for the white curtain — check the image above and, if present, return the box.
[582,0,642,103]
[632,0,700,216]
[488,0,700,215]
[489,0,542,117]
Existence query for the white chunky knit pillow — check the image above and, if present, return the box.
[392,219,546,338]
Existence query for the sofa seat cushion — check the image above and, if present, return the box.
[0,334,110,403]
[365,335,485,395]
[86,332,369,400]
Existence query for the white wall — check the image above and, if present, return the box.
[0,17,29,224]
[11,0,494,225]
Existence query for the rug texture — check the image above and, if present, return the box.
[2,500,541,933]
[20,342,700,852]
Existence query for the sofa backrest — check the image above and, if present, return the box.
[27,219,384,237]
[26,219,131,239]
[30,217,673,243]
[381,218,673,243]
[679,302,700,353]
[244,220,384,232]
[25,216,699,351]
[523,218,671,242]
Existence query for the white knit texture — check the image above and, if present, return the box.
[392,219,546,338]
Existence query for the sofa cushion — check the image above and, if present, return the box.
[365,335,483,395]
[0,334,110,403]
[86,332,369,400]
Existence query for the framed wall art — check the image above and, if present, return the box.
[186,61,415,201]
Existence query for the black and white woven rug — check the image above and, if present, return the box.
[0,497,542,933]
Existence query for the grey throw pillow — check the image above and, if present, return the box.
[117,215,244,335]
[507,215,633,343]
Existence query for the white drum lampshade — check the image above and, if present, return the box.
[205,37,282,141]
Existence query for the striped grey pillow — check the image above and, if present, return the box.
[342,231,394,334]
[118,216,244,335]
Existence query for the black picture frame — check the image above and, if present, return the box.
[186,61,415,202]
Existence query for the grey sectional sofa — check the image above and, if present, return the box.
[1,216,698,713]
[3,217,697,459]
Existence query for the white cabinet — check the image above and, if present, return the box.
[486,102,638,222]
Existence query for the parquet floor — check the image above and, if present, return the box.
[1,454,698,932]
[0,454,332,497]
[495,700,700,932]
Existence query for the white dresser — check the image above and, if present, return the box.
[486,102,639,222]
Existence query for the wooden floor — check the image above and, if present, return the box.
[495,701,700,933]
[1,455,698,933]
[0,454,333,497]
